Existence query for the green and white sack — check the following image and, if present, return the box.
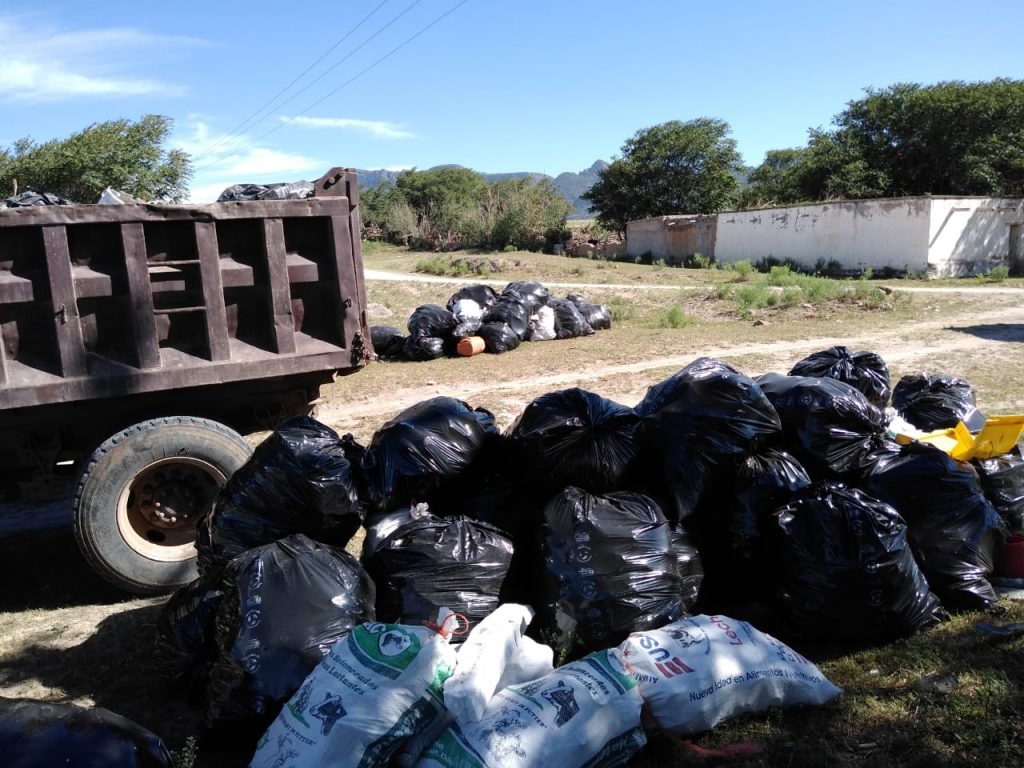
[418,648,645,768]
[619,614,841,736]
[250,622,455,768]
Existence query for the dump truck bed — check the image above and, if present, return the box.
[0,193,369,412]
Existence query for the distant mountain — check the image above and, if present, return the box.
[353,160,608,220]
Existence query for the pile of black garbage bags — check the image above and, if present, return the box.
[370,281,612,361]
[131,345,1018,759]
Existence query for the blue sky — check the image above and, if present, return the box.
[1,1,1021,202]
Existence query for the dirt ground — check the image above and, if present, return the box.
[1,272,1022,766]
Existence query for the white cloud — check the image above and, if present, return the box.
[284,116,415,140]
[217,147,322,177]
[0,15,202,102]
[173,119,323,203]
[383,165,414,172]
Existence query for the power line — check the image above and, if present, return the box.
[240,0,426,135]
[196,0,470,172]
[206,0,392,154]
[194,0,424,168]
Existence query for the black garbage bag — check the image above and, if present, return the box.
[549,298,595,339]
[756,373,888,479]
[363,514,514,630]
[402,335,445,361]
[501,280,550,313]
[3,189,72,207]
[452,319,483,339]
[446,284,498,312]
[539,488,686,657]
[0,700,172,768]
[408,304,458,340]
[974,447,1024,534]
[483,298,530,340]
[196,417,365,575]
[731,447,812,542]
[861,442,1008,610]
[670,524,704,611]
[155,572,225,704]
[476,321,520,353]
[773,482,947,641]
[891,374,983,430]
[426,455,546,605]
[579,302,612,331]
[370,325,406,358]
[216,181,313,202]
[788,346,891,407]
[505,388,640,494]
[360,396,500,514]
[566,293,613,331]
[206,535,375,732]
[636,358,782,522]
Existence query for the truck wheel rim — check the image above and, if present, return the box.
[116,457,226,562]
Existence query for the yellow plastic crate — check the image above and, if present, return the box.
[906,415,1024,461]
[964,415,1024,460]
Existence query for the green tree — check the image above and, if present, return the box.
[789,79,1024,200]
[582,118,743,232]
[739,147,811,207]
[0,115,191,202]
[395,166,488,249]
[362,168,572,252]
[484,177,572,250]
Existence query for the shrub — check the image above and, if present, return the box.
[727,260,754,281]
[609,300,638,322]
[656,306,697,328]
[988,265,1010,282]
[687,252,714,269]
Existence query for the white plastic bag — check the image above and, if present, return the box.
[250,622,455,768]
[444,604,535,724]
[97,187,142,204]
[452,299,484,324]
[528,305,556,341]
[620,614,841,736]
[418,648,645,768]
[495,635,554,692]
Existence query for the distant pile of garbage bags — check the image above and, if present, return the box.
[370,281,612,361]
[8,346,1021,767]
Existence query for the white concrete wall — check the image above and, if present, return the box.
[714,199,932,274]
[626,218,669,259]
[927,198,1024,276]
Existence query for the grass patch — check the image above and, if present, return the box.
[608,299,639,322]
[715,267,901,316]
[726,259,755,282]
[414,256,494,277]
[654,306,699,329]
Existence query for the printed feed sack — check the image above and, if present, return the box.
[419,648,645,768]
[250,622,455,768]
[619,614,841,735]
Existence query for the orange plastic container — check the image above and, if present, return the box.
[457,336,486,357]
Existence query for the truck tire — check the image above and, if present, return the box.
[74,416,253,595]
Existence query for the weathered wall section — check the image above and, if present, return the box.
[626,215,717,264]
[625,197,1024,276]
[928,198,1024,276]
[714,199,932,274]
